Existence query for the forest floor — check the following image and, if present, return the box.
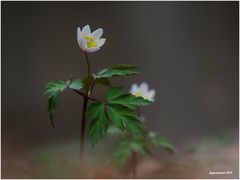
[2,131,239,179]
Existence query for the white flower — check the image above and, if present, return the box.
[130,82,156,102]
[77,25,106,53]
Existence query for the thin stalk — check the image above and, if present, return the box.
[73,89,98,102]
[80,96,88,159]
[89,80,95,96]
[80,52,91,159]
[131,106,141,178]
[84,51,90,76]
[132,151,137,179]
[136,106,141,117]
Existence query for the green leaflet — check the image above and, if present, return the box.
[148,132,177,153]
[69,79,83,90]
[97,64,139,78]
[107,104,144,135]
[115,137,149,168]
[44,80,68,96]
[47,91,60,129]
[44,80,68,128]
[105,86,151,136]
[105,86,126,100]
[87,102,109,145]
[106,87,151,109]
[111,94,151,108]
[44,79,84,128]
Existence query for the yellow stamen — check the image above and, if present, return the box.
[133,92,148,100]
[83,35,97,48]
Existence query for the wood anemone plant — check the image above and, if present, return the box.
[44,25,153,160]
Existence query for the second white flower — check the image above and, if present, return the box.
[130,82,156,102]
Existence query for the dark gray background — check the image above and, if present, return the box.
[2,1,238,156]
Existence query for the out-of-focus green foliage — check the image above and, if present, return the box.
[110,114,176,168]
[115,136,150,167]
[113,129,176,168]
[107,125,122,135]
[148,131,177,153]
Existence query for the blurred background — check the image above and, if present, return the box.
[2,1,239,179]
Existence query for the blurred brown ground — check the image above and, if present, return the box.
[2,131,238,179]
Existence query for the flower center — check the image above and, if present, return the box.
[83,35,97,48]
[133,92,148,100]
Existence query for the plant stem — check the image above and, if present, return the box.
[80,96,88,159]
[131,106,140,178]
[80,52,91,159]
[132,151,137,179]
[73,89,98,102]
[84,51,90,77]
[136,106,141,117]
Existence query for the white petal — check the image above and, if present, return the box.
[81,38,87,49]
[97,38,106,48]
[139,82,149,93]
[130,84,139,94]
[148,89,156,102]
[85,47,100,53]
[77,38,83,49]
[82,25,91,35]
[78,38,87,50]
[77,27,82,40]
[92,28,103,39]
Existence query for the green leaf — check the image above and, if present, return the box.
[87,102,109,145]
[97,64,139,78]
[107,104,144,135]
[69,79,83,90]
[44,80,68,96]
[148,132,177,153]
[47,91,60,129]
[44,80,68,128]
[105,86,126,100]
[106,87,151,109]
[113,94,151,107]
[105,87,150,136]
